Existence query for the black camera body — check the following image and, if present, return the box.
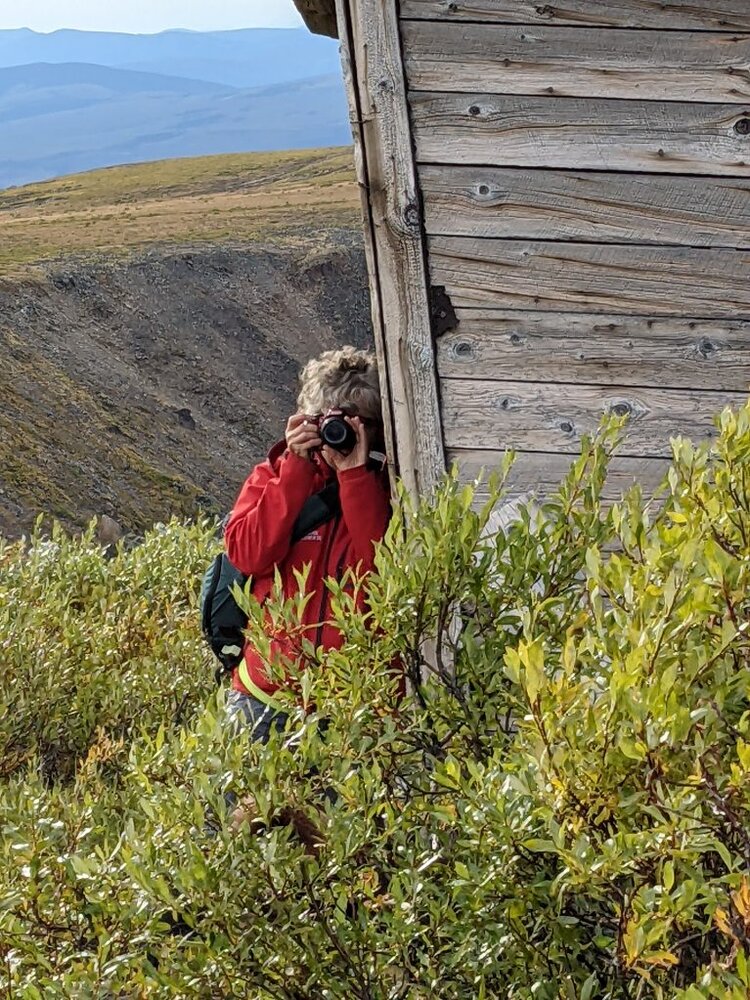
[319,412,356,453]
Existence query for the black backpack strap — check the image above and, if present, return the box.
[291,480,340,544]
[201,552,224,640]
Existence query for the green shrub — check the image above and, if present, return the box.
[0,518,217,784]
[1,404,750,998]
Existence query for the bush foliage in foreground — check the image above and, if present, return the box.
[2,403,750,999]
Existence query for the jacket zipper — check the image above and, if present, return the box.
[314,513,341,650]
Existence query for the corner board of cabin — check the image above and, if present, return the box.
[302,0,750,510]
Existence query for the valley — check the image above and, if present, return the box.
[0,147,370,539]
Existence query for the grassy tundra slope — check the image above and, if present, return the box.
[0,147,360,273]
[0,147,370,539]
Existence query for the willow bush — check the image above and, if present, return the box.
[0,518,216,785]
[1,403,750,999]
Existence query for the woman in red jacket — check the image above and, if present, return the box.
[223,346,390,743]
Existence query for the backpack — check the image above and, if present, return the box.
[200,481,341,683]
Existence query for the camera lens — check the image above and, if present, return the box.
[322,418,347,445]
[320,415,356,452]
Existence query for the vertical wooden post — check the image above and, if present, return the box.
[334,0,446,498]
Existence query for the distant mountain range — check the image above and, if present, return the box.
[0,28,342,88]
[0,28,349,188]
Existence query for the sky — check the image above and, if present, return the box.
[0,0,305,33]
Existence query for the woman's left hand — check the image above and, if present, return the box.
[322,416,369,473]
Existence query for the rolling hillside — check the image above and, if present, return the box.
[0,62,234,104]
[0,148,369,539]
[0,147,360,273]
[0,68,349,189]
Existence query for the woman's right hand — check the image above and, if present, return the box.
[285,413,322,459]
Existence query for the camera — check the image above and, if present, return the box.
[319,411,356,453]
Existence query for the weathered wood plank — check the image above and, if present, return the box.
[402,22,750,103]
[449,447,670,501]
[419,165,750,246]
[334,0,445,496]
[429,237,750,317]
[333,0,398,491]
[441,378,746,456]
[400,0,750,32]
[410,93,750,175]
[437,310,750,390]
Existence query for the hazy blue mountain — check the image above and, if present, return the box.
[0,28,340,89]
[0,74,350,189]
[0,63,234,122]
[0,28,349,189]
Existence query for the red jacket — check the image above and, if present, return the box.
[224,441,391,704]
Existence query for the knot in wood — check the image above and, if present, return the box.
[417,344,433,369]
[454,341,473,358]
[477,183,491,196]
[734,117,750,136]
[610,401,631,418]
[446,0,459,10]
[536,4,555,18]
[403,202,421,229]
[560,421,574,434]
[698,338,716,357]
[468,104,481,117]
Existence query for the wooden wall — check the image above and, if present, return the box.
[334,0,446,498]
[398,0,750,502]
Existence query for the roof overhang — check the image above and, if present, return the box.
[293,0,338,38]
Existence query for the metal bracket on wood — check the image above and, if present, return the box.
[430,284,458,338]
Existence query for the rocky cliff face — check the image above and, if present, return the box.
[0,234,371,538]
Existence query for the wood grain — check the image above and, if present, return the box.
[419,165,750,246]
[402,22,750,103]
[334,0,445,496]
[333,0,398,492]
[400,0,750,32]
[437,310,750,390]
[410,93,750,176]
[448,447,670,501]
[293,0,338,37]
[429,237,750,316]
[441,378,746,456]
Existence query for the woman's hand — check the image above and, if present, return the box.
[322,416,369,473]
[286,413,322,460]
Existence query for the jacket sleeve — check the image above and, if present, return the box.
[337,465,391,572]
[224,450,318,577]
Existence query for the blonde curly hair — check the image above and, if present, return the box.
[297,346,381,422]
